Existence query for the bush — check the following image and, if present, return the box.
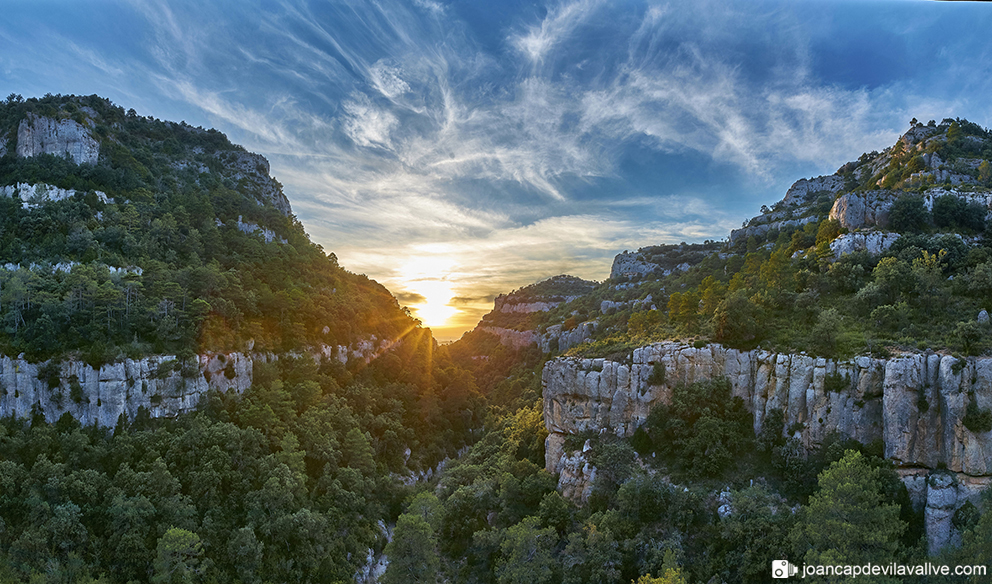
[824,370,850,393]
[36,360,61,389]
[641,378,753,479]
[810,309,842,357]
[888,195,929,233]
[963,398,992,433]
[647,361,666,385]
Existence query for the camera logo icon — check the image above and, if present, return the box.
[772,560,798,579]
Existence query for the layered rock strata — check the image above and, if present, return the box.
[543,342,992,548]
[0,340,383,427]
[544,342,992,476]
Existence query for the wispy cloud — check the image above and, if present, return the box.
[511,0,603,64]
[5,0,992,339]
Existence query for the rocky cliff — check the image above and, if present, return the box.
[16,112,100,165]
[542,341,992,543]
[0,339,382,427]
[829,188,992,231]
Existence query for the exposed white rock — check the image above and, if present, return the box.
[214,150,292,216]
[610,251,656,279]
[234,215,286,244]
[0,340,385,426]
[831,189,992,231]
[926,473,958,555]
[494,294,576,314]
[830,231,901,258]
[542,341,992,545]
[540,321,597,353]
[543,342,992,477]
[1,183,111,208]
[979,310,990,325]
[729,215,818,246]
[477,326,540,350]
[17,113,100,165]
[783,174,845,206]
[545,433,596,504]
[354,520,392,584]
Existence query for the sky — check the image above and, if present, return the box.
[2,0,992,341]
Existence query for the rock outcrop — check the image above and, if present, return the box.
[545,435,597,504]
[543,342,992,477]
[782,174,846,206]
[0,352,251,427]
[214,150,292,216]
[1,182,112,208]
[477,326,541,350]
[830,189,992,231]
[542,341,992,548]
[829,231,901,258]
[729,215,818,246]
[611,252,694,279]
[540,321,598,353]
[611,251,658,279]
[0,136,7,158]
[0,340,384,426]
[17,113,100,165]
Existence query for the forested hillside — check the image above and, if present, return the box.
[0,94,485,583]
[411,118,992,584]
[0,93,408,362]
[3,95,992,584]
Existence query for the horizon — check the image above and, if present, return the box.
[3,0,992,341]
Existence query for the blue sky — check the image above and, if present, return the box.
[2,0,992,339]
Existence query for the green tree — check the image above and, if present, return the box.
[561,525,622,584]
[790,451,906,583]
[712,290,761,348]
[911,249,947,317]
[887,196,929,233]
[151,528,205,584]
[979,160,992,186]
[809,308,842,357]
[382,513,440,584]
[496,517,558,584]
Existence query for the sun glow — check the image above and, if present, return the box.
[401,256,458,328]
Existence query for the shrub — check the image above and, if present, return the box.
[824,370,850,393]
[69,375,85,404]
[647,361,666,385]
[641,378,753,479]
[963,398,992,433]
[888,195,929,233]
[36,361,61,389]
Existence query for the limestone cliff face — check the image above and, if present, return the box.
[829,188,992,231]
[782,174,846,206]
[0,352,251,427]
[0,340,382,426]
[476,326,541,350]
[214,150,292,216]
[17,113,100,165]
[829,230,901,258]
[543,342,992,477]
[610,251,657,279]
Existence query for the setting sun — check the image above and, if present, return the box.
[401,256,458,327]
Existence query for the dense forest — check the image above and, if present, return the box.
[2,96,991,583]
[0,94,485,583]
